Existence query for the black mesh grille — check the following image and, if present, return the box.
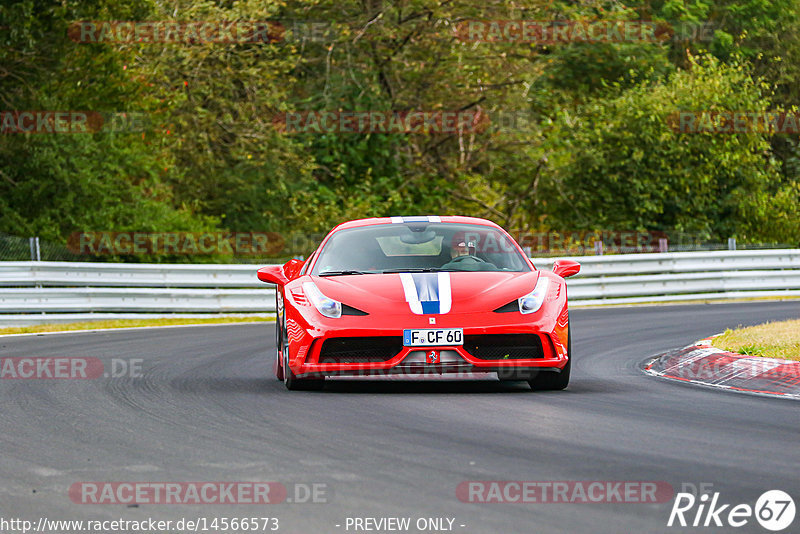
[319,336,403,363]
[463,334,544,360]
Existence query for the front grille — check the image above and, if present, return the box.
[318,336,403,363]
[463,334,545,360]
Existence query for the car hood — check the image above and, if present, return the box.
[310,270,540,315]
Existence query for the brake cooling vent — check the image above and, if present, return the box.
[342,304,368,316]
[463,334,545,360]
[493,300,519,313]
[318,336,403,363]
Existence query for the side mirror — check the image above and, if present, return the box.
[552,259,581,278]
[257,265,288,286]
[258,259,306,285]
[282,258,305,281]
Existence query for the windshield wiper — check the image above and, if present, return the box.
[380,268,446,274]
[318,269,371,276]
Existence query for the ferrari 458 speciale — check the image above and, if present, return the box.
[257,216,580,390]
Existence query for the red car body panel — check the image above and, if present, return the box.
[260,216,576,380]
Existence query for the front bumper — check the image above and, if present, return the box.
[283,285,570,379]
[289,329,568,379]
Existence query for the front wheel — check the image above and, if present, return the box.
[274,293,285,381]
[275,348,284,381]
[528,325,571,391]
[280,314,324,391]
[283,342,325,391]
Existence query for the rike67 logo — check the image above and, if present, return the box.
[668,489,795,531]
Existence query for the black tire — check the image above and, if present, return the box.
[280,313,325,391]
[528,324,571,391]
[275,293,284,381]
[275,348,285,381]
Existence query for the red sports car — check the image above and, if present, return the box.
[257,216,580,390]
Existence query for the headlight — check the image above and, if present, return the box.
[302,282,342,318]
[518,277,550,314]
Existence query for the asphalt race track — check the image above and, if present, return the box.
[1,301,798,534]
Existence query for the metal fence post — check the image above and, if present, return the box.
[29,237,41,261]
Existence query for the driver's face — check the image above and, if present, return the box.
[451,241,469,258]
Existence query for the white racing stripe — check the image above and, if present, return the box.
[399,273,424,315]
[398,272,452,315]
[390,216,443,223]
[437,271,452,313]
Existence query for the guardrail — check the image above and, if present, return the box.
[533,249,800,305]
[0,262,272,325]
[0,250,798,325]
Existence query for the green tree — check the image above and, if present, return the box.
[540,56,796,243]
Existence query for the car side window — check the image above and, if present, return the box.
[299,251,315,275]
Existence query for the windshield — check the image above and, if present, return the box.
[311,222,531,275]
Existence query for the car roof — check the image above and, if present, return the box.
[331,216,502,232]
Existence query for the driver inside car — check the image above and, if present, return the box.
[441,239,498,271]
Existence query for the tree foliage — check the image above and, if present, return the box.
[1,0,799,258]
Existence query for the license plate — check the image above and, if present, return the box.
[403,328,463,347]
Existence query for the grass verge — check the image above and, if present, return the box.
[0,316,273,336]
[711,318,800,361]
